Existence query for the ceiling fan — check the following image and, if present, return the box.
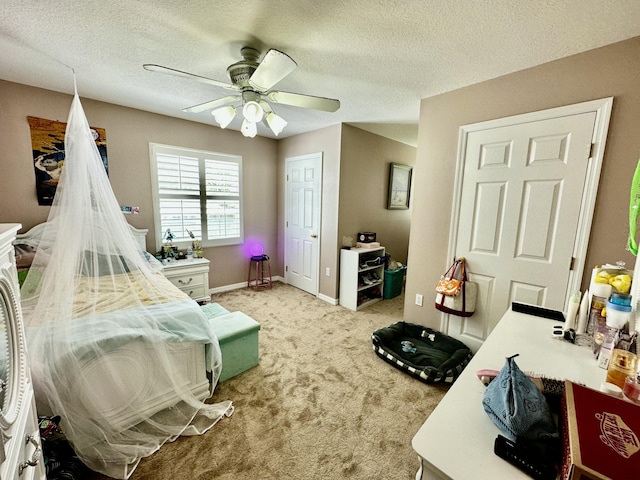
[143,47,340,137]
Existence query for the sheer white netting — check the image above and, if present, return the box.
[20,92,233,479]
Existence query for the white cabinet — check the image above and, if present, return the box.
[162,258,210,303]
[339,246,385,311]
[0,224,46,480]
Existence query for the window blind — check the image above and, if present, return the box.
[151,144,243,247]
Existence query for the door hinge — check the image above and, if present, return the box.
[285,265,288,272]
[569,257,576,271]
[286,221,288,227]
[286,174,289,181]
[589,143,595,159]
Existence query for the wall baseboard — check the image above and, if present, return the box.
[318,293,338,305]
[209,278,339,307]
[209,276,285,295]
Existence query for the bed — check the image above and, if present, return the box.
[21,95,237,478]
[14,222,228,438]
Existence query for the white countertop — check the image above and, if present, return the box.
[412,307,607,479]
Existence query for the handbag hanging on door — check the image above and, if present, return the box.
[435,257,477,317]
[435,259,463,296]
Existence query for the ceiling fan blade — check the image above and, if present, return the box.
[143,64,237,91]
[248,49,297,92]
[266,90,340,112]
[182,95,241,113]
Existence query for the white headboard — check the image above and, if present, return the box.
[131,225,150,251]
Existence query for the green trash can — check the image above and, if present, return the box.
[383,265,407,299]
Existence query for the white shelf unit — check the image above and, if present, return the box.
[339,246,385,311]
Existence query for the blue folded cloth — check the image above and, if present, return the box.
[482,354,558,442]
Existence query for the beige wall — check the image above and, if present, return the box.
[404,36,640,329]
[338,124,416,264]
[278,124,416,301]
[278,124,342,300]
[0,80,414,299]
[0,80,279,289]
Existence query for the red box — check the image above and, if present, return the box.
[561,380,640,479]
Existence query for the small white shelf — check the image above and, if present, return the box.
[339,246,385,311]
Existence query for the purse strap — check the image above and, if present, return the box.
[442,257,470,282]
[442,259,460,279]
[446,257,467,281]
[457,257,468,282]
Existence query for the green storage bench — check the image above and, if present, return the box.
[202,304,261,382]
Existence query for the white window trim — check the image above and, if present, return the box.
[149,143,244,251]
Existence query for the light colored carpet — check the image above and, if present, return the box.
[91,282,449,479]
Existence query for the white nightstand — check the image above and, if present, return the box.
[162,258,210,303]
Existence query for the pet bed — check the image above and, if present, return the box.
[371,322,472,383]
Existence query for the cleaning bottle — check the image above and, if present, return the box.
[576,288,589,334]
[565,291,581,330]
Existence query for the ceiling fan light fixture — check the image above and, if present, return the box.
[265,111,287,136]
[241,118,258,138]
[212,106,237,128]
[146,46,341,139]
[242,100,264,123]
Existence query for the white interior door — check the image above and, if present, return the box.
[446,99,612,351]
[285,153,322,295]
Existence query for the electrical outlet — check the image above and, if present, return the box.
[415,294,424,306]
[325,267,331,277]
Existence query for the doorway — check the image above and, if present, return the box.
[444,98,613,351]
[284,153,323,296]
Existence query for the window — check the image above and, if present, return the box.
[150,143,243,248]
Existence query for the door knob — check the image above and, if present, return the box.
[311,234,318,238]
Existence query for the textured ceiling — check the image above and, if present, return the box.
[1,1,640,146]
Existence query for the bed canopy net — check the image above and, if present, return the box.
[20,89,233,478]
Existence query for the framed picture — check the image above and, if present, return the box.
[387,163,412,209]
